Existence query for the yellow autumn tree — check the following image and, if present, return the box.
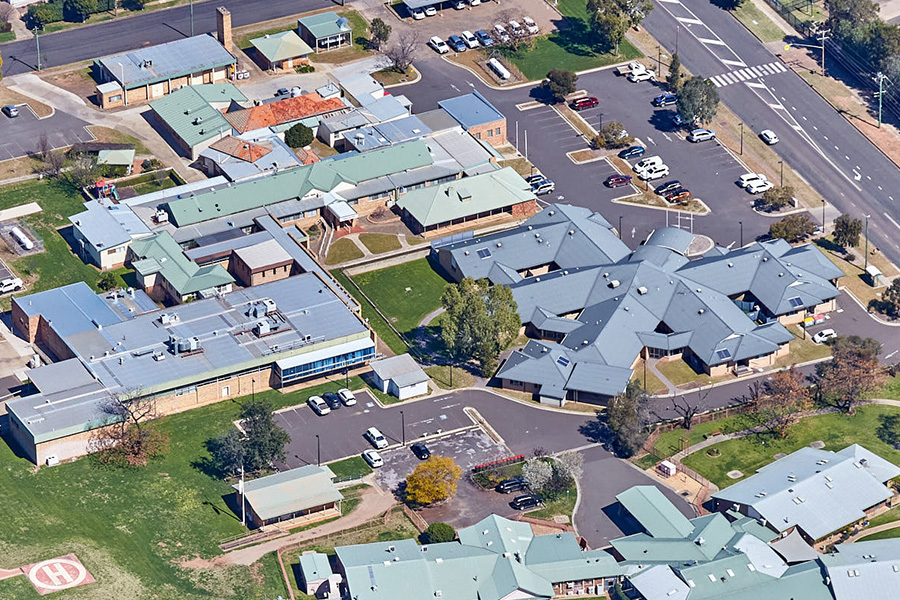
[405,455,462,505]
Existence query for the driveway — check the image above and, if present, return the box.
[0,107,93,160]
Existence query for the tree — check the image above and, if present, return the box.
[37,132,51,163]
[607,380,650,457]
[618,0,654,27]
[676,76,720,125]
[369,17,391,51]
[46,149,65,177]
[815,335,885,413]
[382,30,419,73]
[877,413,900,447]
[753,366,811,437]
[655,394,702,430]
[590,8,629,54]
[757,185,794,212]
[67,153,99,189]
[555,451,584,481]
[405,455,462,504]
[284,123,314,148]
[833,214,863,250]
[542,69,578,103]
[420,522,456,544]
[592,121,634,149]
[666,53,683,91]
[98,271,119,291]
[522,457,553,490]
[207,428,246,477]
[875,278,900,318]
[89,390,169,466]
[0,48,3,85]
[826,0,879,41]
[64,0,97,22]
[769,213,816,243]
[441,278,520,377]
[239,397,290,472]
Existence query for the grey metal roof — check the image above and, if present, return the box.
[712,445,900,540]
[821,539,900,600]
[644,227,695,255]
[417,108,462,133]
[438,90,505,130]
[234,238,293,270]
[369,354,428,387]
[69,200,151,250]
[97,34,236,89]
[234,464,342,521]
[629,565,690,600]
[13,282,123,339]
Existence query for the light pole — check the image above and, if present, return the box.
[785,29,830,77]
[657,45,661,71]
[821,200,826,233]
[778,160,784,187]
[618,216,623,240]
[739,122,743,155]
[34,25,43,71]
[875,72,891,128]
[315,434,320,466]
[739,221,743,247]
[864,214,871,270]
[400,410,406,446]
[190,0,194,37]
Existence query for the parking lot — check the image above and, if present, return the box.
[392,0,558,39]
[0,106,94,161]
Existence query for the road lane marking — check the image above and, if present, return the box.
[884,212,900,231]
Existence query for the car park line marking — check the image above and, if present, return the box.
[853,169,861,180]
[749,67,763,77]
[710,75,725,87]
[745,81,766,89]
[732,70,748,81]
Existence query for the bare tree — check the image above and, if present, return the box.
[753,366,811,438]
[46,149,65,177]
[89,389,168,466]
[654,387,707,430]
[496,8,536,53]
[37,132,52,163]
[382,30,419,73]
[67,154,100,190]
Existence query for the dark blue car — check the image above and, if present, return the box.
[618,146,646,159]
[475,30,494,46]
[652,93,677,107]
[447,35,467,52]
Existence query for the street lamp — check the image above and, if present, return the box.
[865,214,871,270]
[739,221,743,247]
[778,160,784,187]
[739,122,744,155]
[618,216,623,240]
[315,434,320,466]
[821,200,826,233]
[400,410,406,446]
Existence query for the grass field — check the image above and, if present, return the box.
[857,526,900,542]
[358,233,402,255]
[425,365,476,390]
[328,455,373,481]
[651,415,750,458]
[351,258,450,337]
[329,269,408,355]
[683,404,900,489]
[309,11,371,64]
[325,238,364,265]
[0,374,384,599]
[732,2,786,43]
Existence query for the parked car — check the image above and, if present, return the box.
[307,395,330,416]
[618,146,645,159]
[461,30,479,48]
[469,0,481,5]
[523,16,539,34]
[493,24,511,43]
[275,88,289,98]
[411,442,431,460]
[447,35,467,52]
[652,93,677,107]
[628,69,656,82]
[0,277,22,294]
[524,174,545,185]
[760,129,779,145]
[424,5,437,16]
[411,7,425,19]
[454,0,466,8]
[633,156,664,174]
[687,128,716,142]
[531,179,556,195]
[510,493,543,510]
[323,391,341,410]
[570,96,599,111]
[338,388,357,406]
[508,20,525,36]
[496,477,528,494]
[655,180,682,195]
[289,86,302,98]
[665,189,692,204]
[475,30,494,46]
[672,113,699,128]
[640,165,670,181]
[738,173,768,188]
[428,36,450,54]
[362,449,384,468]
[745,179,774,194]
[812,328,837,344]
[364,427,389,449]
[605,174,633,188]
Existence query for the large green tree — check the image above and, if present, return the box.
[876,278,900,318]
[666,52,682,91]
[64,0,97,22]
[815,336,884,413]
[676,76,720,125]
[209,398,289,476]
[833,214,863,249]
[589,6,629,54]
[441,278,520,377]
[369,17,391,50]
[607,380,649,457]
[542,69,578,103]
[769,213,816,243]
[284,123,314,148]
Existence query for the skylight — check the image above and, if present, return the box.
[476,248,491,259]
[787,297,804,309]
[715,348,732,361]
[557,356,570,367]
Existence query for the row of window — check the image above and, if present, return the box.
[277,346,376,384]
[474,127,503,140]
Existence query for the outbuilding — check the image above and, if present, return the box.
[250,30,314,71]
[298,12,353,53]
[369,354,429,400]
[234,464,343,528]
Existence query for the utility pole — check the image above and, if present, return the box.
[816,28,830,77]
[864,214,871,270]
[875,72,891,128]
[190,0,194,37]
[239,464,245,527]
[34,26,41,71]
[739,221,743,247]
[739,122,743,155]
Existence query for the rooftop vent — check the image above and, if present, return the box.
[548,210,555,216]
[698,309,705,314]
[609,280,620,288]
[637,286,648,295]
[727,262,733,268]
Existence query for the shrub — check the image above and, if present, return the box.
[420,522,456,544]
[284,123,314,148]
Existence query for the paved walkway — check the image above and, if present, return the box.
[848,519,900,542]
[647,359,678,395]
[218,480,396,566]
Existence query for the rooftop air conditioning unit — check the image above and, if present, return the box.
[609,280,620,288]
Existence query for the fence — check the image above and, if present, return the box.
[641,401,758,462]
[472,454,525,473]
[761,0,818,36]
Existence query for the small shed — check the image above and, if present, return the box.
[250,30,313,71]
[866,264,888,287]
[369,354,429,400]
[298,12,353,53]
[234,464,343,528]
[298,552,342,599]
[657,460,677,478]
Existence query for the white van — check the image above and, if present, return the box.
[364,427,388,449]
[0,277,23,294]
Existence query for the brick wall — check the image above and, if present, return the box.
[467,119,507,148]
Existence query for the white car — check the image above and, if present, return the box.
[628,69,656,82]
[362,449,384,468]
[746,179,774,194]
[338,388,356,406]
[454,0,466,8]
[461,30,479,48]
[738,173,768,188]
[687,128,716,142]
[0,277,22,294]
[424,5,437,16]
[469,0,481,5]
[760,129,779,145]
[640,165,670,181]
[509,20,525,36]
[365,426,389,449]
[428,36,450,54]
[493,23,511,43]
[411,7,425,19]
[812,328,836,344]
[523,16,539,34]
[628,61,648,74]
[307,395,330,416]
[633,156,664,174]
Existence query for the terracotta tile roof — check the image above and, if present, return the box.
[225,93,346,133]
[208,136,273,162]
[295,147,320,165]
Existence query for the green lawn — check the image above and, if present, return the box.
[652,415,750,458]
[528,486,577,522]
[857,525,900,542]
[358,233,402,255]
[0,374,389,598]
[351,258,450,337]
[0,30,15,43]
[683,404,900,489]
[330,269,408,355]
[129,176,177,196]
[732,2,787,43]
[325,238,364,265]
[425,365,476,390]
[328,455,373,481]
[655,360,715,387]
[867,504,900,528]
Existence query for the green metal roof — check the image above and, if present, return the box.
[298,552,333,581]
[233,465,342,522]
[457,514,534,556]
[130,231,233,296]
[97,148,136,166]
[166,140,433,227]
[150,85,234,149]
[396,167,534,228]
[191,82,248,104]
[251,30,313,62]
[298,11,352,39]
[616,486,694,539]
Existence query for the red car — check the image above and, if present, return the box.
[605,174,633,188]
[570,97,599,111]
[665,189,692,204]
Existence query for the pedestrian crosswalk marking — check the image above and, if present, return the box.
[710,61,788,87]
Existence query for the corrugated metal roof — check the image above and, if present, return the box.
[298,11,352,39]
[130,231,234,296]
[234,464,342,521]
[438,90,505,129]
[250,30,313,62]
[150,85,234,149]
[617,486,695,539]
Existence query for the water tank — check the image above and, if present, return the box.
[11,226,33,250]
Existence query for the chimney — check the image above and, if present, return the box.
[216,7,233,51]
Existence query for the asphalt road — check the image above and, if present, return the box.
[0,0,351,77]
[642,0,900,268]
[0,108,93,160]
